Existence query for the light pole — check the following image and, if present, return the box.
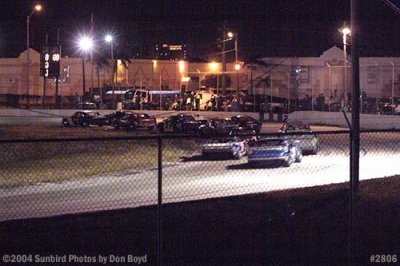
[26,4,42,108]
[235,62,241,110]
[227,32,238,64]
[340,26,351,108]
[105,34,115,108]
[390,61,395,115]
[79,36,93,100]
[228,32,240,103]
[220,31,238,95]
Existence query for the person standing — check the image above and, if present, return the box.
[195,92,201,111]
[75,92,81,108]
[186,93,192,111]
[210,94,216,111]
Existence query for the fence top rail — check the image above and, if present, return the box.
[2,129,400,144]
[5,129,400,144]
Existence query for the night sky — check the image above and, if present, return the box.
[1,0,400,61]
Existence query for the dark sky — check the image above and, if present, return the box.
[1,0,400,60]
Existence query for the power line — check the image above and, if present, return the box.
[381,0,400,16]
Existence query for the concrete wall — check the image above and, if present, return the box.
[288,111,400,129]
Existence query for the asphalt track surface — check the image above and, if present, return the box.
[1,129,399,222]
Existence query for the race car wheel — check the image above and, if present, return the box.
[62,119,70,127]
[311,144,320,155]
[283,155,293,167]
[233,150,242,159]
[295,150,302,163]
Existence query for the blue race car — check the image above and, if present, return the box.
[247,138,302,167]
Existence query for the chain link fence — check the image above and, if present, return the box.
[1,130,400,264]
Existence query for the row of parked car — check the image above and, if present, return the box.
[62,110,157,130]
[62,110,262,135]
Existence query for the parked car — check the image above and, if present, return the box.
[71,111,111,127]
[198,118,239,136]
[158,113,209,133]
[247,138,302,167]
[202,137,248,159]
[394,105,400,115]
[279,122,319,154]
[362,98,379,114]
[106,110,134,122]
[107,110,134,127]
[378,102,395,115]
[230,115,262,135]
[77,102,97,109]
[113,112,157,131]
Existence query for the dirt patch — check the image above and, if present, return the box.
[0,125,157,140]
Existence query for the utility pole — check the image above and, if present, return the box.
[90,13,94,98]
[349,0,360,264]
[82,57,86,96]
[55,28,60,108]
[26,14,30,108]
[351,0,360,192]
[26,4,42,108]
[234,33,239,102]
[221,22,226,94]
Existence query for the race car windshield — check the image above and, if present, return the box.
[250,139,285,147]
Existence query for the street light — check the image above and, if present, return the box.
[340,26,351,108]
[105,34,115,108]
[78,36,93,98]
[26,4,43,108]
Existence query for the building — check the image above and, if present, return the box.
[245,46,400,105]
[155,44,187,61]
[1,46,400,108]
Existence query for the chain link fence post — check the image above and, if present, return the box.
[157,135,163,266]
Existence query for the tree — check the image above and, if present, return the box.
[255,76,271,101]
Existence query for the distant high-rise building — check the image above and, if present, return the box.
[155,44,187,60]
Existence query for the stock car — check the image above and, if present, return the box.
[279,122,319,154]
[247,138,302,167]
[106,110,134,122]
[158,113,209,133]
[202,137,248,159]
[198,118,239,135]
[65,111,111,127]
[112,112,157,131]
[230,115,262,135]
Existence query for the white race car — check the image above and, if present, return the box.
[279,122,319,154]
[202,137,248,159]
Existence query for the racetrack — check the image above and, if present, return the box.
[1,131,399,222]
